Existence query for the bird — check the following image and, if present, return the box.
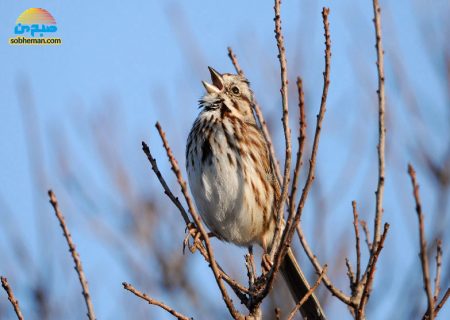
[186,66,326,319]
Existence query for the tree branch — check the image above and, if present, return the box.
[352,201,362,286]
[260,9,336,315]
[123,282,192,320]
[294,6,331,222]
[360,220,372,252]
[423,288,450,320]
[357,223,390,319]
[270,0,292,260]
[371,0,387,251]
[288,77,307,226]
[1,277,24,320]
[48,190,96,320]
[345,257,356,289]
[141,142,191,225]
[434,288,450,317]
[433,239,442,305]
[227,47,243,76]
[286,266,328,320]
[296,225,353,306]
[408,164,434,320]
[291,7,353,307]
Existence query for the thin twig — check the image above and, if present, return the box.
[227,47,282,185]
[142,142,191,225]
[434,288,450,317]
[154,123,243,319]
[360,220,372,251]
[1,276,24,320]
[357,223,389,319]
[288,77,307,223]
[408,164,434,320]
[423,288,450,320]
[259,8,334,314]
[293,8,353,307]
[270,0,292,260]
[227,47,243,76]
[294,6,331,221]
[123,282,192,320]
[371,0,386,252]
[272,77,307,306]
[352,201,362,285]
[433,239,442,305]
[286,266,328,320]
[48,190,96,320]
[296,224,353,306]
[345,258,355,288]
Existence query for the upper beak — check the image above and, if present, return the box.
[202,66,224,94]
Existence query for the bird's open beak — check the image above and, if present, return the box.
[202,66,224,94]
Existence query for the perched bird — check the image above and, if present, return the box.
[186,66,326,319]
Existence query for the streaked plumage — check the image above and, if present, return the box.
[186,67,326,320]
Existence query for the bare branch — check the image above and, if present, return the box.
[123,282,192,320]
[345,258,356,288]
[434,288,450,317]
[296,224,352,306]
[257,10,336,318]
[408,164,434,319]
[291,7,353,307]
[1,276,24,320]
[294,6,331,221]
[270,0,292,261]
[352,201,362,285]
[286,266,328,320]
[288,77,306,222]
[141,142,191,225]
[357,223,390,319]
[424,288,450,320]
[433,239,442,305]
[371,0,387,251]
[48,190,96,320]
[360,220,372,252]
[227,47,243,76]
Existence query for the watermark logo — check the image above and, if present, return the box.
[9,8,62,46]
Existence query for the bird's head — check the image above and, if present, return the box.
[200,66,254,122]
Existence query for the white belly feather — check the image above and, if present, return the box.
[187,117,266,246]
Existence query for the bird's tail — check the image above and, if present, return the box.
[280,248,327,320]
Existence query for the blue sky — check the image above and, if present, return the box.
[0,0,449,319]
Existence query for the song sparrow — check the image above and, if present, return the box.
[186,67,326,319]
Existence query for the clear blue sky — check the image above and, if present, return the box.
[0,0,449,319]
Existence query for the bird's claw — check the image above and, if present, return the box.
[183,223,218,254]
[183,223,203,254]
[262,253,273,274]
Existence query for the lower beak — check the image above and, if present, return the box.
[202,81,221,94]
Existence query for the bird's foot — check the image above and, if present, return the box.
[261,253,273,274]
[183,223,215,254]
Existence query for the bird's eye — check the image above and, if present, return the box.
[231,86,240,95]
